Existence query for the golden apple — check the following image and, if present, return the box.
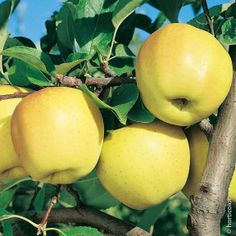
[96,121,190,210]
[182,126,236,202]
[11,87,104,184]
[0,85,29,178]
[136,23,233,126]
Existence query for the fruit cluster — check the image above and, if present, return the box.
[0,23,235,210]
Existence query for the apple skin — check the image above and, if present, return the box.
[136,23,233,126]
[11,87,104,184]
[0,85,30,178]
[0,85,30,179]
[182,126,236,203]
[96,121,190,210]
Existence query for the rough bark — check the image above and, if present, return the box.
[187,46,236,235]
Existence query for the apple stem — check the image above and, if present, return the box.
[37,185,61,235]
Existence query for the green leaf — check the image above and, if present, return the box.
[149,0,183,23]
[33,187,45,211]
[80,84,138,124]
[72,171,118,209]
[0,0,20,74]
[218,19,236,45]
[112,0,147,28]
[128,97,155,123]
[1,46,55,76]
[60,226,104,236]
[0,177,31,194]
[58,186,77,208]
[8,59,54,87]
[2,222,13,236]
[138,199,169,231]
[115,44,135,58]
[41,19,57,53]
[109,57,134,76]
[115,13,137,45]
[0,209,11,216]
[57,2,76,59]
[188,4,230,31]
[75,0,116,56]
[224,3,236,18]
[0,188,17,209]
[56,53,90,75]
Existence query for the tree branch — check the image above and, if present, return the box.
[56,74,135,88]
[201,0,215,36]
[199,118,213,140]
[0,75,136,101]
[187,46,236,235]
[0,92,31,101]
[35,207,151,236]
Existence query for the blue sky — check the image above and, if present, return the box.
[0,0,231,44]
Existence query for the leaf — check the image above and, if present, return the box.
[188,4,230,31]
[72,172,119,209]
[138,199,169,231]
[55,53,90,75]
[115,44,135,58]
[0,187,17,209]
[1,46,55,76]
[2,222,13,236]
[80,84,138,124]
[112,0,147,28]
[149,0,183,23]
[33,187,45,211]
[0,209,11,216]
[224,3,236,18]
[128,96,155,123]
[0,0,20,74]
[57,2,76,59]
[115,12,137,45]
[0,177,31,194]
[0,0,19,29]
[41,19,57,53]
[60,226,104,236]
[109,57,134,76]
[8,59,54,87]
[75,0,116,56]
[218,19,236,45]
[58,187,77,208]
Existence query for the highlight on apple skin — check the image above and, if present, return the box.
[96,121,190,210]
[11,87,104,184]
[136,23,233,126]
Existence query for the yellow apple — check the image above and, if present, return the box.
[0,85,30,178]
[182,126,236,202]
[136,23,233,126]
[96,121,190,210]
[11,87,104,184]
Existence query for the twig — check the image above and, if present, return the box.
[199,118,214,140]
[0,75,136,101]
[187,46,236,235]
[0,92,31,101]
[37,185,61,235]
[63,185,82,207]
[101,61,116,77]
[201,0,215,36]
[36,207,151,236]
[56,74,135,88]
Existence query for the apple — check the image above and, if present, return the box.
[136,23,233,126]
[0,85,30,178]
[11,87,104,184]
[182,126,236,202]
[96,121,190,210]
